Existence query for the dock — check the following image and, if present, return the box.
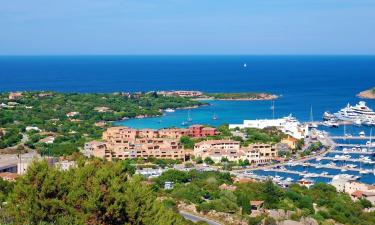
[331,136,373,140]
[257,169,335,179]
[328,150,374,155]
[336,143,372,148]
[320,157,375,164]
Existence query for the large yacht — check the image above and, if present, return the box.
[334,101,375,122]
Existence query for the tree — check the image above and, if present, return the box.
[203,157,215,165]
[262,179,283,208]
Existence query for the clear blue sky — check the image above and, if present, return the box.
[1,0,374,55]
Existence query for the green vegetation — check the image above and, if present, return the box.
[203,92,277,100]
[0,159,193,225]
[153,169,375,225]
[1,161,373,225]
[372,87,375,94]
[0,92,203,156]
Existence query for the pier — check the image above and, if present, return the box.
[331,136,373,140]
[320,157,375,164]
[329,150,374,155]
[336,143,371,148]
[263,169,335,179]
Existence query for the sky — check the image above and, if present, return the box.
[1,0,375,55]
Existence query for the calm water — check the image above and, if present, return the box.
[1,55,374,128]
[1,55,375,184]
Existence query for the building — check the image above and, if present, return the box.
[157,90,203,97]
[8,92,23,100]
[25,126,41,132]
[219,183,237,191]
[84,127,186,161]
[0,172,19,181]
[351,191,375,205]
[229,115,309,139]
[281,135,299,149]
[66,111,80,117]
[54,160,77,171]
[188,125,217,137]
[194,140,277,163]
[83,141,108,158]
[39,136,55,144]
[94,106,112,113]
[331,175,375,204]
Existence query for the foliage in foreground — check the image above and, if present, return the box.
[154,169,375,225]
[0,159,190,225]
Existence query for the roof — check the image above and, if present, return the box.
[250,200,264,206]
[233,177,254,183]
[0,172,19,181]
[195,140,240,146]
[189,124,204,128]
[202,127,216,131]
[219,183,237,191]
[282,135,298,142]
[351,190,364,198]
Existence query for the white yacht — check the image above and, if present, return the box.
[165,108,175,113]
[334,101,375,123]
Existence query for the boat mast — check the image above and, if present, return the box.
[270,101,275,119]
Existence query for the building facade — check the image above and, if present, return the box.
[194,140,278,163]
[84,127,186,161]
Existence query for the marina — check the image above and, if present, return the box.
[236,129,375,186]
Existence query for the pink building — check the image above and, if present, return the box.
[188,125,217,137]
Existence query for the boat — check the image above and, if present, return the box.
[328,162,336,167]
[341,168,347,172]
[334,101,375,123]
[359,131,365,137]
[212,112,218,120]
[187,110,192,122]
[165,108,175,113]
[285,177,294,182]
[181,121,188,126]
[323,111,336,121]
[243,63,247,67]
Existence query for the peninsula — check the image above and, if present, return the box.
[357,87,375,99]
[157,90,278,100]
[201,92,278,100]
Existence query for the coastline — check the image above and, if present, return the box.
[357,89,375,99]
[195,94,278,101]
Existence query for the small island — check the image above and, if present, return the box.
[357,87,375,99]
[201,92,278,100]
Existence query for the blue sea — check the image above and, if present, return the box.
[1,55,375,130]
[1,55,375,184]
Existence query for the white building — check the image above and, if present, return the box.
[229,115,309,139]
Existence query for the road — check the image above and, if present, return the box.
[179,211,222,225]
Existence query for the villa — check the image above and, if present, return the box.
[194,140,278,163]
[229,114,309,139]
[84,127,186,160]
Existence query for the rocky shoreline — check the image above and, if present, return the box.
[357,89,375,99]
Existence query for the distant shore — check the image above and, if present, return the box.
[197,93,278,101]
[357,88,375,99]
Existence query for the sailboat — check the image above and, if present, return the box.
[243,63,247,68]
[366,128,373,147]
[187,110,192,122]
[309,106,318,128]
[212,112,218,120]
[270,101,275,119]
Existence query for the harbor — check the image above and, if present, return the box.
[235,131,375,186]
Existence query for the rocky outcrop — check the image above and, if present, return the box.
[357,89,375,99]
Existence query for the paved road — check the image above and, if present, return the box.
[179,211,222,225]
